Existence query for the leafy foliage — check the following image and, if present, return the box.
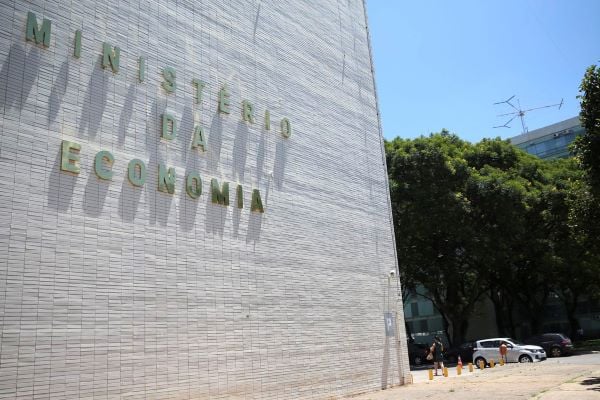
[386,132,599,344]
[573,64,600,193]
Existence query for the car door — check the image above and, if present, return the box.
[505,340,519,362]
[540,334,554,353]
[478,340,495,361]
[489,340,502,362]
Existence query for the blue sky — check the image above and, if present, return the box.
[366,0,600,143]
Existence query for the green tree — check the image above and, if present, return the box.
[566,64,600,337]
[463,140,528,337]
[386,133,597,342]
[573,64,600,193]
[570,65,600,259]
[464,141,558,337]
[547,159,600,337]
[386,132,488,346]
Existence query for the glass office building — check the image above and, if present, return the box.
[509,116,584,159]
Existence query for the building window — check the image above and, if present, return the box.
[421,301,434,316]
[429,317,443,332]
[411,302,419,317]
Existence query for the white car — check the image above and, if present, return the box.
[472,338,546,367]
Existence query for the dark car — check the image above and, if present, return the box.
[524,333,573,357]
[407,342,430,366]
[444,341,475,363]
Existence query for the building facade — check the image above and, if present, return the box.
[0,1,409,398]
[509,116,584,159]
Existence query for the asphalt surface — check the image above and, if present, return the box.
[543,351,600,365]
[409,350,600,371]
[343,351,600,399]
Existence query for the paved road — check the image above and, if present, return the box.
[344,352,600,400]
[544,351,600,365]
[409,350,600,372]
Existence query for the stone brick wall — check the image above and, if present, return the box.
[0,0,409,398]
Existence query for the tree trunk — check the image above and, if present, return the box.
[563,294,580,339]
[518,291,548,337]
[449,316,469,347]
[490,289,507,336]
[490,288,517,337]
[441,313,452,347]
[506,297,517,338]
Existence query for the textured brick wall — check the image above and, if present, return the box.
[0,0,409,398]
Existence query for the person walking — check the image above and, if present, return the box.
[499,341,508,363]
[430,336,445,376]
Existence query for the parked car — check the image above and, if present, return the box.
[472,338,546,367]
[407,342,430,366]
[524,333,573,357]
[445,341,475,363]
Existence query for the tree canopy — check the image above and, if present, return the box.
[386,132,599,345]
[573,64,600,193]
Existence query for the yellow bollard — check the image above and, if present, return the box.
[490,359,495,368]
[500,358,505,366]
[443,367,448,377]
[468,363,474,372]
[478,360,485,370]
[457,365,462,375]
[428,369,434,380]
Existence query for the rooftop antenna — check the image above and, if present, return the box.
[493,96,563,134]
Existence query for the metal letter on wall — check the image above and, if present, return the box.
[94,150,114,180]
[281,118,291,138]
[186,172,202,199]
[60,140,80,174]
[211,178,229,206]
[192,79,206,104]
[102,42,120,73]
[26,11,51,47]
[73,30,82,58]
[162,67,176,93]
[250,189,264,213]
[138,57,145,82]
[236,185,243,209]
[218,85,230,114]
[191,126,206,151]
[264,110,270,130]
[161,113,177,140]
[242,100,254,123]
[158,164,176,194]
[128,159,146,187]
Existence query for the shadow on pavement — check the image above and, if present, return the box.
[410,361,459,371]
[580,377,600,391]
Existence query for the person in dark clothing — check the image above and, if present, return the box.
[430,336,445,376]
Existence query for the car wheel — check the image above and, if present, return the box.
[413,355,423,366]
[550,347,562,357]
[474,357,486,368]
[519,355,532,363]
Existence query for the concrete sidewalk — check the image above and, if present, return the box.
[343,363,600,400]
[535,372,600,400]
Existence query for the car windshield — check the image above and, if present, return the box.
[507,338,525,345]
[554,334,567,340]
